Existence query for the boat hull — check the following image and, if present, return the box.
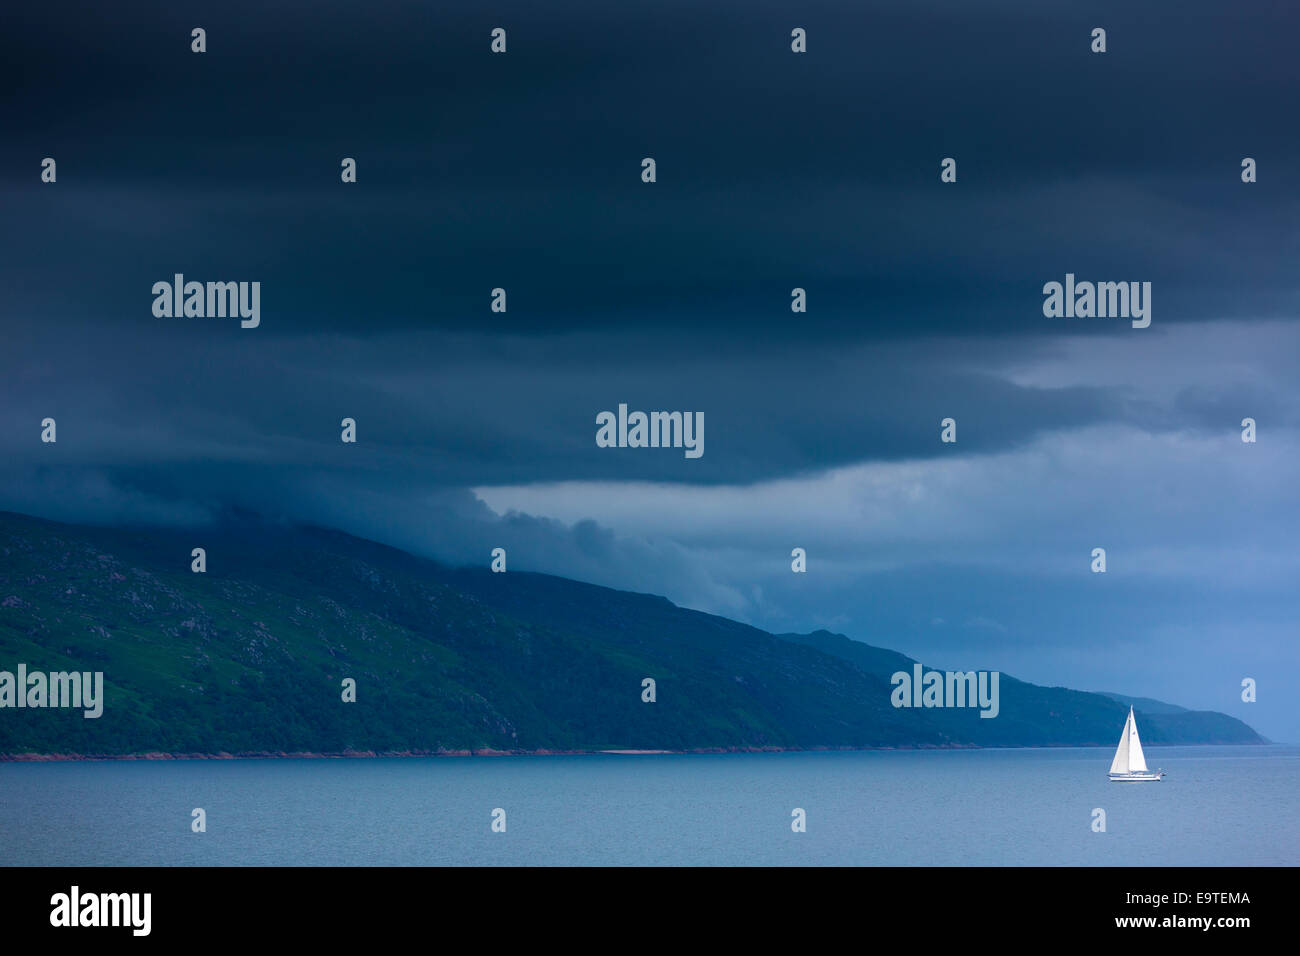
[1108,771,1165,782]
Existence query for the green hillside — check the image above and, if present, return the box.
[0,511,1263,756]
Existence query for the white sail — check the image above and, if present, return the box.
[1109,709,1132,774]
[1107,707,1163,780]
[1127,709,1148,773]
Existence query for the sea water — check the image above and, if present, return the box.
[1,746,1296,866]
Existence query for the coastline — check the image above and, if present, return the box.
[1,743,977,762]
[3,740,1271,762]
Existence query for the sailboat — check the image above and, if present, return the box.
[1108,707,1166,781]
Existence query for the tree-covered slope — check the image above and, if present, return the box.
[778,630,1264,747]
[0,511,1263,755]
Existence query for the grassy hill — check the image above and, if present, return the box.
[780,630,1265,747]
[0,511,1264,756]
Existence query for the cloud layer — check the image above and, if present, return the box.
[2,0,1297,739]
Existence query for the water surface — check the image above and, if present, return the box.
[2,746,1295,866]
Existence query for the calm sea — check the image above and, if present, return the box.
[2,745,1296,866]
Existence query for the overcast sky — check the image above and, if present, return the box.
[2,0,1297,740]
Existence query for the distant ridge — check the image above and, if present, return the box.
[0,510,1264,756]
[779,630,1264,747]
[1097,693,1188,715]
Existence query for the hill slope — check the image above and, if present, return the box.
[779,630,1264,747]
[0,511,1263,755]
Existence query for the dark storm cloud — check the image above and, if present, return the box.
[3,0,1298,335]
[3,318,1264,490]
[3,0,1296,500]
[3,1,1298,740]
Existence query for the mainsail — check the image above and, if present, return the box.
[1109,707,1148,774]
[1109,710,1131,774]
[1127,709,1148,772]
